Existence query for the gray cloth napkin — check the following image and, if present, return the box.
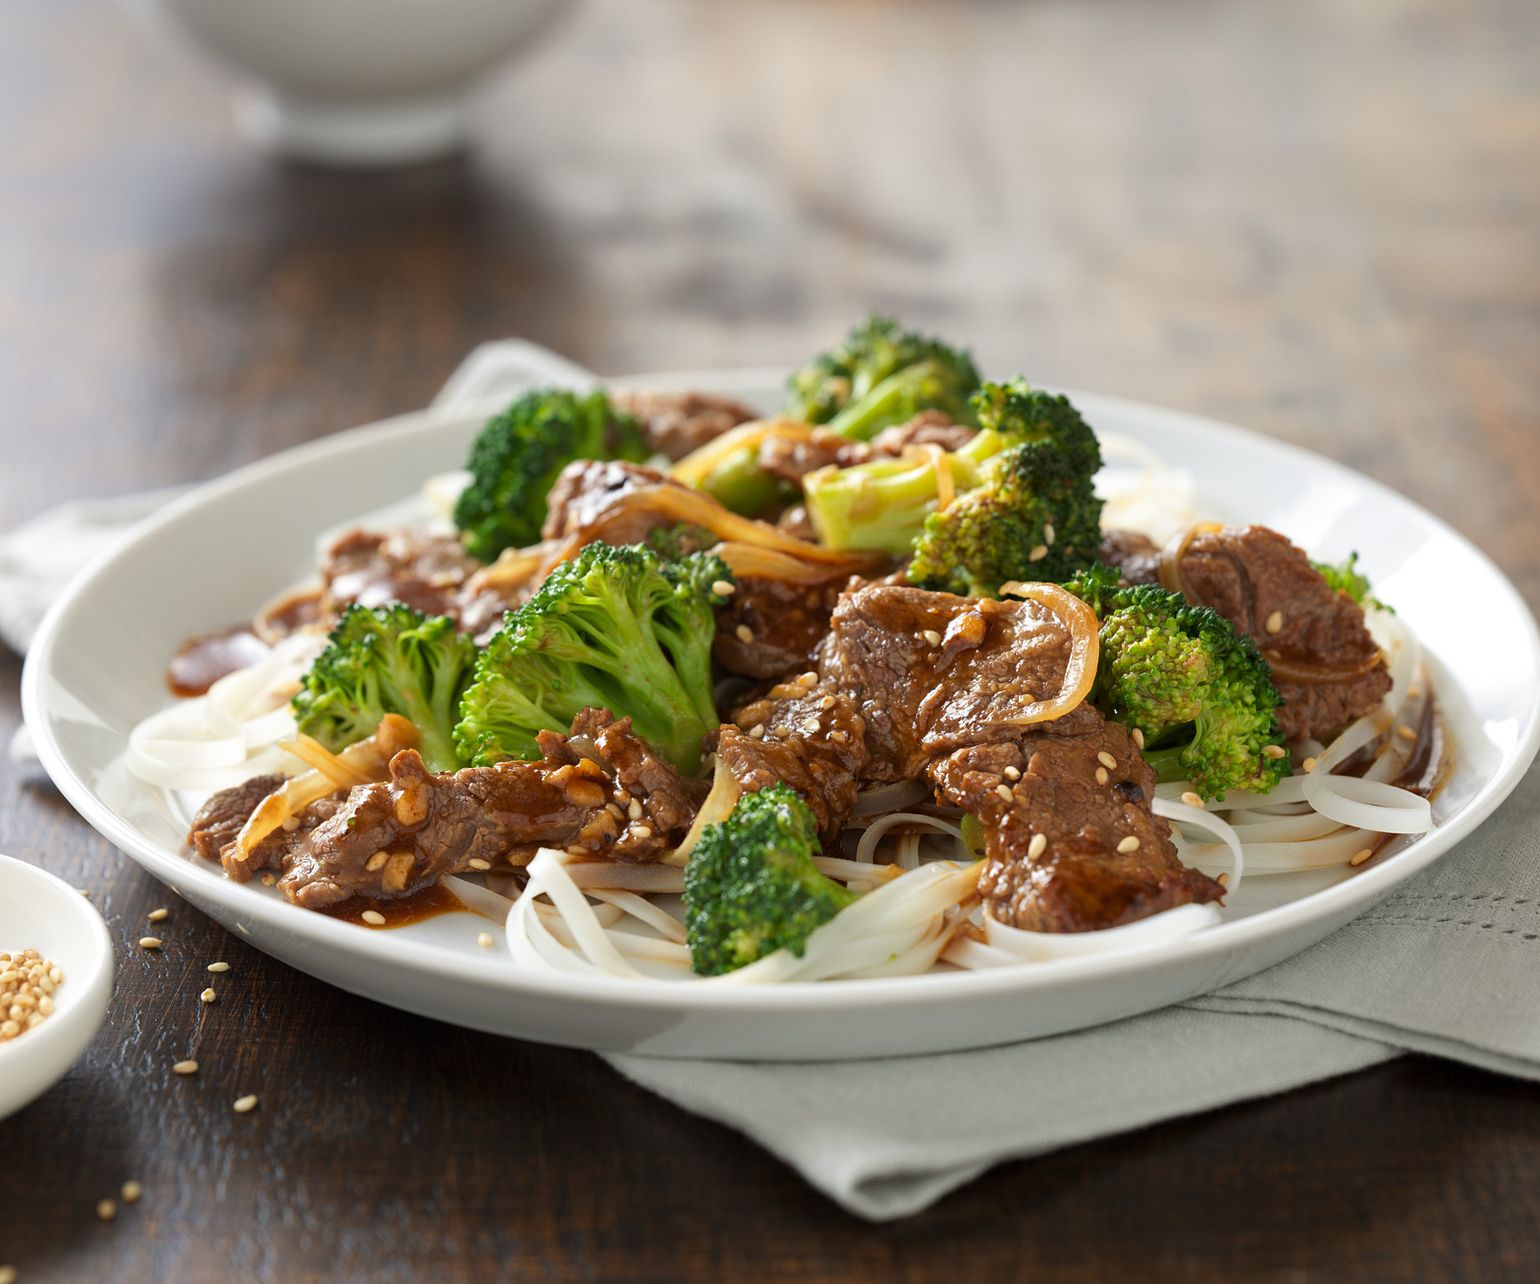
[7,340,1537,1222]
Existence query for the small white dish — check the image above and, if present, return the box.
[0,855,114,1121]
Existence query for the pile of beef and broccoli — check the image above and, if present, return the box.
[183,317,1395,976]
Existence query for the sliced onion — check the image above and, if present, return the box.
[668,418,816,486]
[662,756,740,867]
[992,583,1100,728]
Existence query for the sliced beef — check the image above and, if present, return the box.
[713,674,868,840]
[1098,530,1162,586]
[540,458,683,544]
[819,585,1088,781]
[186,774,285,862]
[614,390,759,462]
[1176,526,1391,741]
[320,528,480,620]
[713,575,850,679]
[929,723,1224,932]
[757,411,974,487]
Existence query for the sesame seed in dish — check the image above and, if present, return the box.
[0,949,63,1044]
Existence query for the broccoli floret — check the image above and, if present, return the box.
[786,316,981,441]
[454,542,731,774]
[1063,570,1287,799]
[803,378,1104,593]
[1312,552,1391,612]
[293,604,477,773]
[453,389,650,562]
[684,785,856,976]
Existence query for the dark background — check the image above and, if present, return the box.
[2,0,1538,1279]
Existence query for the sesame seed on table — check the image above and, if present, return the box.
[2,0,1540,1280]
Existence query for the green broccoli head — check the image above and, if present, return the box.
[786,315,981,441]
[1063,573,1287,799]
[802,377,1105,594]
[453,542,732,774]
[453,388,650,562]
[292,604,477,773]
[684,785,857,976]
[1311,552,1391,612]
[907,440,1104,594]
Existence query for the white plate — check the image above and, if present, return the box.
[0,854,115,1119]
[21,372,1540,1061]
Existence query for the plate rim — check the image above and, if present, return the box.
[21,373,1540,1017]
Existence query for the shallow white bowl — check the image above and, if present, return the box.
[0,855,115,1120]
[122,0,570,165]
[21,371,1540,1060]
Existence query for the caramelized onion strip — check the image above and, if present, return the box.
[993,582,1101,727]
[230,715,418,872]
[668,418,817,487]
[1157,521,1224,597]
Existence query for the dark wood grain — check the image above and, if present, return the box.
[2,0,1538,1280]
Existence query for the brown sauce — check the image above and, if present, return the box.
[167,627,271,697]
[321,882,464,929]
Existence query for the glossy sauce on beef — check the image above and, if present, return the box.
[321,882,464,928]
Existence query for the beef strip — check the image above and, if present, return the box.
[818,584,1088,781]
[190,711,699,910]
[713,672,868,840]
[1098,530,1162,586]
[539,458,685,544]
[1177,526,1391,741]
[320,528,480,620]
[186,773,285,862]
[712,575,851,679]
[614,390,759,462]
[757,411,974,487]
[929,727,1222,932]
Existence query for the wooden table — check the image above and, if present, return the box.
[3,0,1538,1278]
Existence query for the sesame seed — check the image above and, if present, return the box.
[1028,545,1048,562]
[922,629,943,646]
[207,962,229,974]
[1003,765,1021,781]
[711,579,736,597]
[477,932,494,949]
[1302,756,1318,773]
[260,874,277,887]
[1043,523,1055,546]
[1349,848,1374,867]
[632,824,654,839]
[364,851,389,872]
[820,695,836,710]
[1181,791,1205,808]
[121,1181,143,1205]
[735,624,754,643]
[200,988,217,1004]
[750,723,766,739]
[1097,751,1118,769]
[1131,728,1145,750]
[830,730,850,744]
[138,937,162,951]
[1263,744,1288,759]
[1408,687,1423,700]
[96,1198,117,1222]
[1117,836,1141,853]
[1398,724,1418,741]
[147,908,169,923]
[78,888,90,897]
[360,910,386,926]
[995,783,1015,802]
[233,1095,259,1114]
[1216,872,1229,887]
[467,858,492,871]
[1095,767,1109,785]
[628,798,644,821]
[1027,833,1048,860]
[172,1060,199,1075]
[1265,610,1284,634]
[802,718,820,735]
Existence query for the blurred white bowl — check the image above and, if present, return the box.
[0,854,114,1122]
[122,0,571,166]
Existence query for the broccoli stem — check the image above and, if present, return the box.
[699,444,794,517]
